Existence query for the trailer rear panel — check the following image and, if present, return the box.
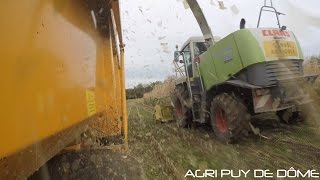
[0,0,127,178]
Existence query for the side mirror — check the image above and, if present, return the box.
[174,51,181,62]
[280,25,287,31]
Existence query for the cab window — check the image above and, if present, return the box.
[182,44,193,77]
[182,44,191,66]
[194,42,207,57]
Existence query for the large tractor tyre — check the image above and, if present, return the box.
[299,103,318,125]
[171,85,191,128]
[210,93,251,143]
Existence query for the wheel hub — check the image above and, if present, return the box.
[215,108,228,133]
[175,100,183,118]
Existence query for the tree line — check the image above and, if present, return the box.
[126,81,161,99]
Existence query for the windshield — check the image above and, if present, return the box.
[182,45,192,65]
[194,42,207,57]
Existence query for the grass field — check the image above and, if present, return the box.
[127,98,320,180]
[30,85,320,179]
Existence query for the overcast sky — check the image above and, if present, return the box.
[120,0,320,88]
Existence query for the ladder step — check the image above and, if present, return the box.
[193,118,206,123]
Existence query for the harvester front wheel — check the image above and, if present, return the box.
[172,85,191,128]
[210,93,250,143]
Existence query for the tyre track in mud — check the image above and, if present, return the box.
[133,103,186,179]
[127,100,179,179]
[170,118,320,168]
[128,99,320,179]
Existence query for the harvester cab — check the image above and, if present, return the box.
[174,37,207,77]
[171,0,318,143]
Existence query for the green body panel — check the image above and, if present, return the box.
[200,30,264,90]
[199,33,243,89]
[293,33,304,60]
[233,30,265,67]
[197,46,218,86]
[199,28,303,91]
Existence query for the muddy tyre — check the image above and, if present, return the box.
[171,85,191,128]
[277,103,318,124]
[210,93,250,143]
[277,109,301,124]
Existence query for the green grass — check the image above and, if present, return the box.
[127,99,320,180]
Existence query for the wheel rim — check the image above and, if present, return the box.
[215,107,228,133]
[175,100,183,119]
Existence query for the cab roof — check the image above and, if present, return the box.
[181,36,205,50]
[181,36,221,50]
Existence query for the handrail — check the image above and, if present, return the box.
[173,60,186,77]
[257,0,285,28]
[196,62,205,92]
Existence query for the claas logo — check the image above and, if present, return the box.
[262,29,290,37]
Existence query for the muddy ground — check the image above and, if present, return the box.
[29,149,146,180]
[127,99,320,180]
[30,98,320,180]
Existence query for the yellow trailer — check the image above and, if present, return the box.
[0,0,127,178]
